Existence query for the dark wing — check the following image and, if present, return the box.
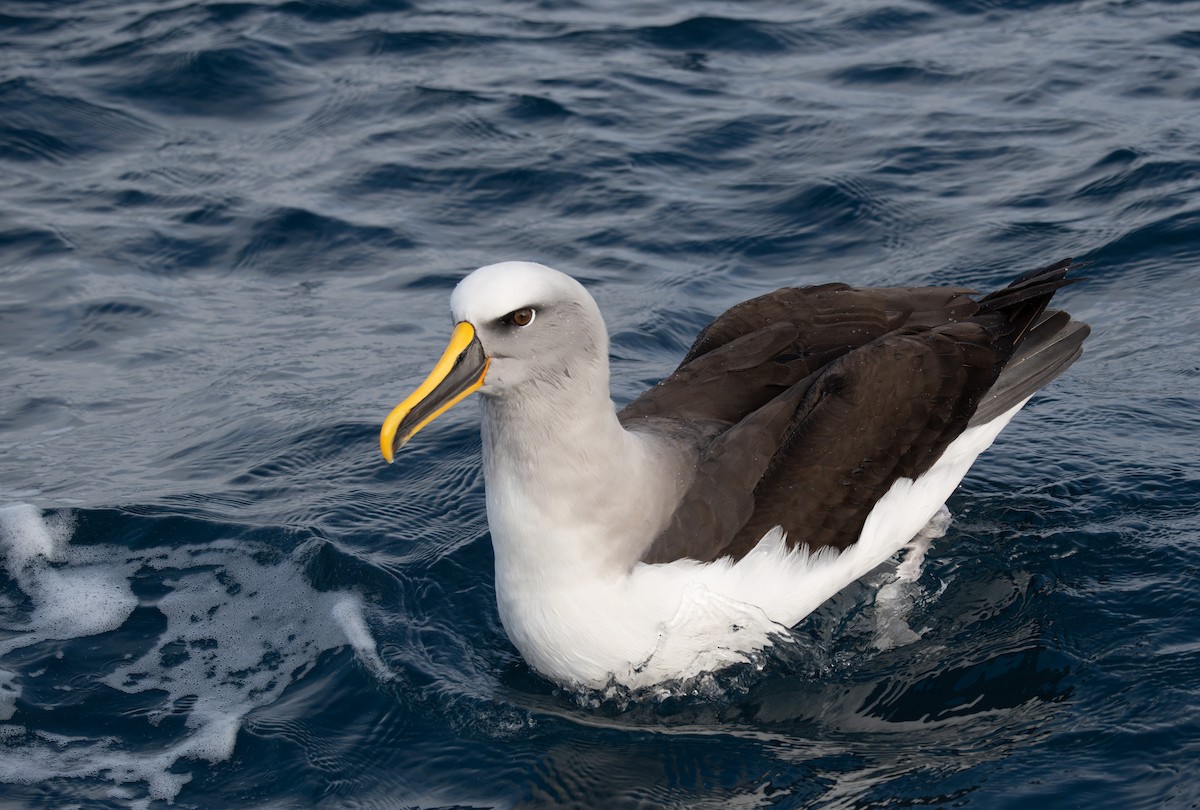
[723,325,1002,557]
[677,282,982,367]
[634,259,1088,565]
[640,324,1000,563]
[620,282,983,428]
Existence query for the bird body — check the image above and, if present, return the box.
[381,260,1089,691]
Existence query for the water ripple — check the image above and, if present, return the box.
[0,0,1196,807]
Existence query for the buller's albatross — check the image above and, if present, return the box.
[380,259,1089,691]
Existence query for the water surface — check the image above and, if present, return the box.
[2,0,1198,807]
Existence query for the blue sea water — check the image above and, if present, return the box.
[1,0,1198,806]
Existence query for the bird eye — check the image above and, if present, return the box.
[503,307,535,327]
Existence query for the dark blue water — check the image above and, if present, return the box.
[2,0,1198,807]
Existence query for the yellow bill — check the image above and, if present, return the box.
[380,321,490,462]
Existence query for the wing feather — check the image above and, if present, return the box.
[632,259,1088,565]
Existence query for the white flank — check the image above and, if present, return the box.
[492,399,1029,691]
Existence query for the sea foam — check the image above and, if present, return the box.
[0,504,386,806]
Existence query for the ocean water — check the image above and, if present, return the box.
[1,0,1198,807]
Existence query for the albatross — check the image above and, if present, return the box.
[380,259,1090,691]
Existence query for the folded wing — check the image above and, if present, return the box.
[624,259,1089,565]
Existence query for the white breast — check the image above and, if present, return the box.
[487,401,1029,691]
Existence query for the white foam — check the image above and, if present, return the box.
[0,668,18,721]
[0,503,69,567]
[0,505,136,656]
[0,505,387,807]
[333,595,394,681]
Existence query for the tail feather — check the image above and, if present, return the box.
[969,260,1090,426]
[978,258,1083,353]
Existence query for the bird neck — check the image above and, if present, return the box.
[477,377,674,585]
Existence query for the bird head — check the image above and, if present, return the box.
[380,261,607,461]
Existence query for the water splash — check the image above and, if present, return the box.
[0,505,386,807]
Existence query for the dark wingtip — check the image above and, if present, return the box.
[976,258,1089,353]
[979,258,1087,312]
